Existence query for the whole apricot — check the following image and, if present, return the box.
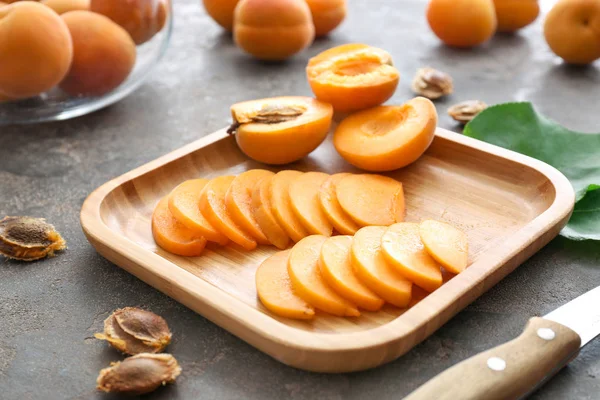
[234,0,315,61]
[90,0,168,45]
[60,11,136,96]
[0,2,73,99]
[426,0,497,48]
[493,0,539,33]
[203,0,239,31]
[305,0,346,37]
[544,0,600,65]
[42,0,89,14]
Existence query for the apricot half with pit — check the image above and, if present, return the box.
[306,44,400,112]
[229,96,333,165]
[333,97,438,171]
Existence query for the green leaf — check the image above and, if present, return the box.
[463,102,600,241]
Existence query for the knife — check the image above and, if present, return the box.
[405,285,600,400]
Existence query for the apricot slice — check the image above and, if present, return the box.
[381,223,442,292]
[289,172,333,236]
[306,0,346,37]
[333,97,438,172]
[419,220,468,274]
[152,197,207,256]
[351,226,412,308]
[252,176,290,249]
[229,96,333,165]
[318,173,360,235]
[225,169,274,245]
[319,235,384,311]
[288,235,359,317]
[168,179,228,245]
[306,44,400,112]
[336,174,404,227]
[199,176,257,251]
[256,250,315,320]
[270,170,310,242]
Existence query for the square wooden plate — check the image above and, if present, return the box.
[80,128,574,373]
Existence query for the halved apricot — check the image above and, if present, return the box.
[319,235,384,311]
[270,170,310,242]
[333,97,438,171]
[252,176,290,249]
[288,235,360,317]
[419,220,468,274]
[256,249,315,320]
[306,44,400,112]
[289,172,333,236]
[381,223,442,292]
[152,197,207,256]
[225,169,274,245]
[318,173,360,235]
[199,176,257,251]
[229,96,333,165]
[351,226,412,308]
[336,174,404,226]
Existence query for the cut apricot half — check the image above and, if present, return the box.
[199,176,257,251]
[288,235,359,317]
[336,174,404,226]
[289,172,333,236]
[229,96,333,165]
[319,235,384,311]
[270,170,310,242]
[252,176,290,249]
[152,197,207,257]
[334,97,438,171]
[256,250,315,320]
[419,219,468,274]
[318,173,360,235]
[167,179,229,245]
[381,223,442,292]
[351,226,412,308]
[225,169,274,245]
[306,44,400,112]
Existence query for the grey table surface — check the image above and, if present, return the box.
[1,0,599,399]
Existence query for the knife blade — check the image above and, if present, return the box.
[405,285,600,400]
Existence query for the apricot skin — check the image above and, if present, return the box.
[493,0,539,33]
[42,0,89,14]
[0,2,73,99]
[60,11,136,96]
[234,0,315,61]
[427,0,497,48]
[306,0,346,37]
[203,0,239,31]
[544,0,600,65]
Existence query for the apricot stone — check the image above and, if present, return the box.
[203,0,239,31]
[234,0,315,61]
[493,0,539,33]
[42,0,89,14]
[305,0,346,37]
[0,2,73,99]
[60,11,136,96]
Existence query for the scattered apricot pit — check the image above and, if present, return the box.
[411,67,453,100]
[447,100,487,124]
[0,216,66,261]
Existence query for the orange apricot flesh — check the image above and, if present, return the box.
[288,235,360,317]
[306,44,400,112]
[230,96,333,165]
[381,223,442,292]
[318,173,360,235]
[419,220,468,274]
[351,226,412,308]
[334,97,437,172]
[152,197,207,256]
[225,169,273,245]
[42,0,89,14]
[289,172,333,236]
[203,0,239,31]
[336,174,405,226]
[319,235,384,311]
[493,0,539,33]
[199,176,257,251]
[269,170,310,242]
[306,0,346,37]
[256,250,315,320]
[252,176,291,249]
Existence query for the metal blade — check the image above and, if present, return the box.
[544,285,600,347]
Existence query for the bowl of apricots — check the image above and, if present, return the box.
[0,0,171,125]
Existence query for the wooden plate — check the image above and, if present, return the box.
[80,128,574,373]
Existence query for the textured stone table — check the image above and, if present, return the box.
[1,0,599,398]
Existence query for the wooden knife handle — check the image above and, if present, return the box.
[404,317,581,400]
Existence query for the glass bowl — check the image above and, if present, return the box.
[0,3,173,126]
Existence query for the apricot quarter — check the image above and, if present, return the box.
[42,0,89,14]
[493,0,539,33]
[305,0,346,37]
[203,0,239,31]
